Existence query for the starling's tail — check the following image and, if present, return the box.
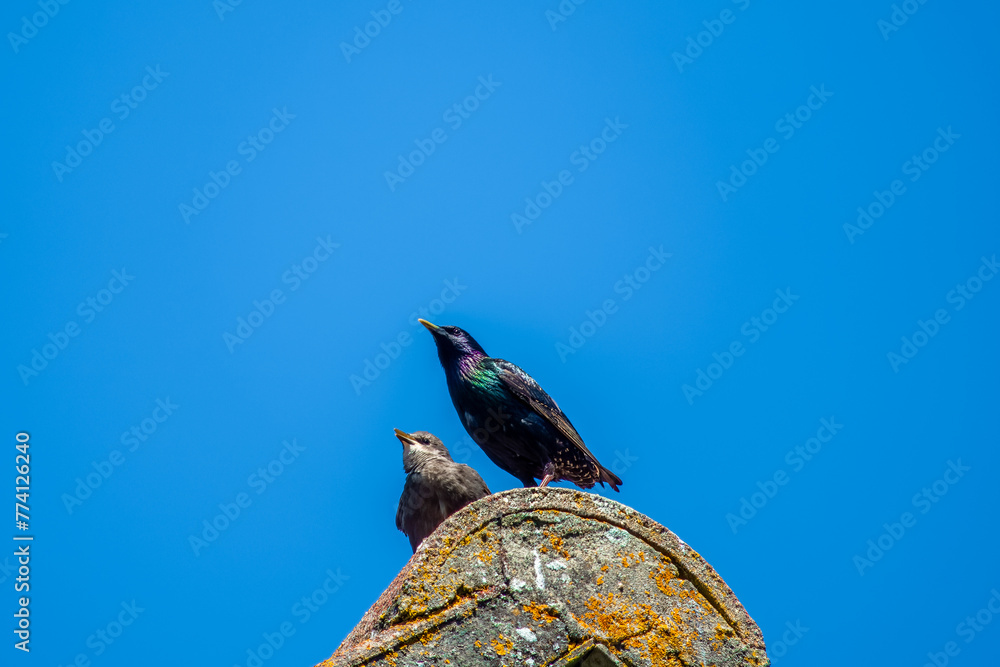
[599,466,622,492]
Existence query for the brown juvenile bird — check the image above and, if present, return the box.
[394,428,491,552]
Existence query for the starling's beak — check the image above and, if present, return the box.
[394,428,417,447]
[418,319,442,335]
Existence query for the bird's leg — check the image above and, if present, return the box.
[539,462,557,487]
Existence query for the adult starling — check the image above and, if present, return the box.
[394,428,491,553]
[418,320,622,491]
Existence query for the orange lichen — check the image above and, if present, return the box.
[646,555,714,615]
[616,607,703,665]
[418,628,441,646]
[490,635,514,656]
[393,537,502,622]
[574,593,658,640]
[635,627,694,666]
[523,601,559,623]
[542,528,571,558]
[619,551,646,568]
[710,621,736,652]
[650,555,679,592]
[573,589,713,666]
[459,528,495,551]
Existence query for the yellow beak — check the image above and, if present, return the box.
[394,428,417,446]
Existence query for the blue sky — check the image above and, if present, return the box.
[2,1,998,665]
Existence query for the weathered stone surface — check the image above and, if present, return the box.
[320,488,768,667]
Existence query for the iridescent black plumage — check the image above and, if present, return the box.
[394,429,491,553]
[418,320,622,491]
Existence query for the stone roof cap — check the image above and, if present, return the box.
[320,487,768,666]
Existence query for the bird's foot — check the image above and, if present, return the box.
[539,474,555,487]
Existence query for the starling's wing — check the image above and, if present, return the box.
[429,461,491,519]
[489,358,601,464]
[455,465,491,499]
[396,472,444,553]
[394,483,409,532]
